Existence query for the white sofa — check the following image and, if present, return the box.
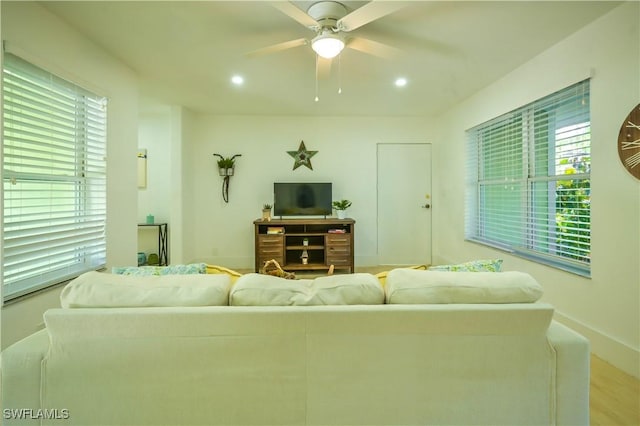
[1,269,590,426]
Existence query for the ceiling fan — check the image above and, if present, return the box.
[247,1,407,61]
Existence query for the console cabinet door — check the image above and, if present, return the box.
[256,235,284,270]
[326,234,352,269]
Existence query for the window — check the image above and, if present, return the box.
[2,53,107,301]
[466,80,591,276]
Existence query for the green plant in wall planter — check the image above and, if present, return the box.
[332,199,352,219]
[214,154,241,176]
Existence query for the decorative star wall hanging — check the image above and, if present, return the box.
[287,140,318,170]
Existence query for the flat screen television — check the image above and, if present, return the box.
[274,182,332,217]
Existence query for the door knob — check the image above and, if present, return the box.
[422,203,431,209]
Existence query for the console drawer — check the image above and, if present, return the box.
[326,234,351,246]
[258,235,284,249]
[326,255,351,266]
[327,244,350,256]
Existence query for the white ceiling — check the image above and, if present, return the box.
[41,1,619,117]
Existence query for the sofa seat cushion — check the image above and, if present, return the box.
[60,271,231,308]
[385,269,543,304]
[230,273,384,306]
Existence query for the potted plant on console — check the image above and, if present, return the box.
[262,204,272,221]
[332,199,352,219]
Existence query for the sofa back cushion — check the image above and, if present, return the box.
[385,269,543,304]
[230,273,384,306]
[39,304,557,425]
[60,271,231,308]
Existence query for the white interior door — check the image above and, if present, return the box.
[377,143,432,265]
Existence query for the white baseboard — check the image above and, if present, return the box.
[554,311,639,378]
[191,257,253,270]
[355,256,382,267]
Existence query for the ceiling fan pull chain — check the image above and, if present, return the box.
[314,54,319,102]
[338,54,342,94]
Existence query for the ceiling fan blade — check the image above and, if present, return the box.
[338,1,408,32]
[316,56,333,80]
[346,37,402,59]
[246,38,308,57]
[270,1,319,30]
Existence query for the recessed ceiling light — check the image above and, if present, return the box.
[395,77,408,87]
[231,75,244,85]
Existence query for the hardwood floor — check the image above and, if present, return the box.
[590,354,640,425]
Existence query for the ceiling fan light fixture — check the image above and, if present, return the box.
[312,32,345,59]
[395,77,408,87]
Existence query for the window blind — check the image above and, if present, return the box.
[2,53,107,300]
[466,80,591,276]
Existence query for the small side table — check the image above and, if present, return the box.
[137,223,168,266]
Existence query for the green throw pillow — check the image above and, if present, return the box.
[112,263,207,276]
[428,259,503,272]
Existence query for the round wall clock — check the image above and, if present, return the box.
[618,103,640,180]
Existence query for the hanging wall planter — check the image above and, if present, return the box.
[213,153,241,202]
[219,167,235,176]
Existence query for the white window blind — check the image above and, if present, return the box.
[2,53,107,300]
[466,80,591,276]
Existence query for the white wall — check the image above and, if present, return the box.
[178,115,434,268]
[433,2,640,377]
[138,105,172,260]
[1,2,139,349]
[138,106,173,225]
[138,104,192,264]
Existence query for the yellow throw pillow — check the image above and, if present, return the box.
[376,264,427,287]
[205,264,243,284]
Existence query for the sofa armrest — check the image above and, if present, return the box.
[1,329,50,425]
[546,320,590,426]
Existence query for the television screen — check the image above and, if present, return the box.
[274,182,332,216]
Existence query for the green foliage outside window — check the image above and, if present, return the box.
[555,157,590,262]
